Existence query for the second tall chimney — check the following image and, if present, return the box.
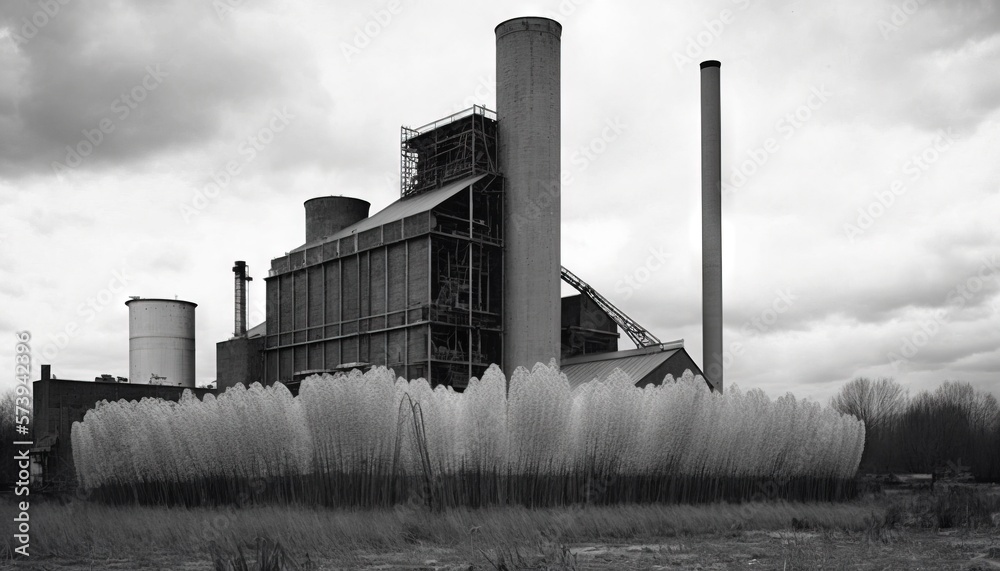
[700,60,723,393]
[497,17,562,374]
[233,261,251,337]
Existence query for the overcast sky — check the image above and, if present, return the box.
[1,0,998,404]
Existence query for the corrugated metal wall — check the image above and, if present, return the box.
[263,234,433,384]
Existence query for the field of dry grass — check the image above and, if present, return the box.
[2,485,999,570]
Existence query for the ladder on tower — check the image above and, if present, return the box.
[560,266,662,348]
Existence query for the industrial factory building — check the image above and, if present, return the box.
[217,17,712,393]
[260,118,504,388]
[31,16,722,489]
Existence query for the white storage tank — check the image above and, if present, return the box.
[125,298,197,387]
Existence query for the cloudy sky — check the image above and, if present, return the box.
[1,0,998,404]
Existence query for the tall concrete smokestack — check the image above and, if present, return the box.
[700,60,723,393]
[496,17,562,374]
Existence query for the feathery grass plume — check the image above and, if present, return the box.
[71,363,866,506]
[359,367,399,476]
[530,361,572,475]
[403,376,437,473]
[390,375,422,476]
[70,418,94,488]
[433,383,463,474]
[504,365,535,475]
[460,365,508,473]
[597,369,642,476]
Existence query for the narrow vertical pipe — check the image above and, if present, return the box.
[233,261,249,338]
[700,60,723,393]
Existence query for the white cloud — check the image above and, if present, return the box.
[0,0,997,403]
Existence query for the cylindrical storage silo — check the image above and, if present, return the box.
[304,196,371,243]
[125,298,197,387]
[496,16,562,373]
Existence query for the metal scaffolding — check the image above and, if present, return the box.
[427,176,504,387]
[401,105,498,198]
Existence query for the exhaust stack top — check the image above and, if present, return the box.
[700,59,723,393]
[496,16,562,374]
[304,196,371,244]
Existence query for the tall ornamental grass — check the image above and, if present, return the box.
[72,363,865,507]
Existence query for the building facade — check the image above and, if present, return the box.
[32,365,214,485]
[263,108,504,388]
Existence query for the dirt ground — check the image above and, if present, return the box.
[6,529,1000,570]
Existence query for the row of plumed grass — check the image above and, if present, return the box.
[70,363,865,507]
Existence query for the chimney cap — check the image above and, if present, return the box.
[700,60,721,69]
[495,16,562,38]
[303,196,371,208]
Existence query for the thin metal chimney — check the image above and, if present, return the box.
[700,60,723,393]
[233,261,252,338]
[496,16,562,374]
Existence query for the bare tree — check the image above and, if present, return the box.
[935,381,1000,432]
[830,376,908,433]
[830,377,909,471]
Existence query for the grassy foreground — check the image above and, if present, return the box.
[12,499,871,556]
[3,487,999,569]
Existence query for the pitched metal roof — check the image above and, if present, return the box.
[560,345,681,389]
[247,321,266,338]
[291,174,488,253]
